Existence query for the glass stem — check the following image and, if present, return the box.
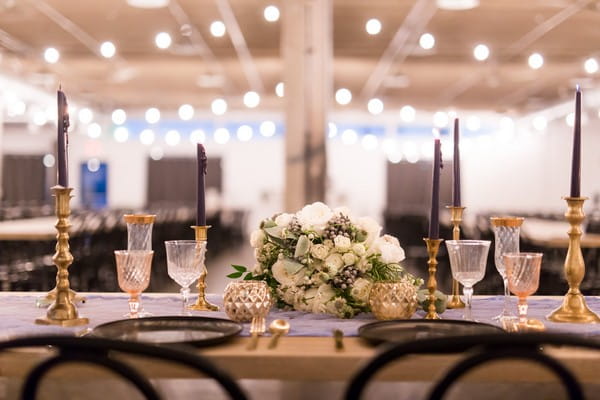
[518,297,528,325]
[503,277,511,314]
[128,294,140,317]
[463,286,473,320]
[181,287,190,313]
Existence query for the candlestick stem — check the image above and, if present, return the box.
[36,186,88,326]
[547,197,600,323]
[188,225,219,311]
[446,206,466,309]
[424,238,444,319]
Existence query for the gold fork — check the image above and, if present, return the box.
[247,315,265,350]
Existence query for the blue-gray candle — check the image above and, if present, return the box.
[452,118,461,206]
[429,138,441,239]
[570,86,581,197]
[196,143,207,226]
[57,90,69,187]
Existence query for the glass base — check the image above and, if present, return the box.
[123,311,153,319]
[492,310,516,321]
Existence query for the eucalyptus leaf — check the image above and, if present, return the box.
[264,226,285,239]
[294,235,310,259]
[262,219,277,229]
[282,258,304,275]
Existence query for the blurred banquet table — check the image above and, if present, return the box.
[521,218,600,248]
[1,293,600,383]
[0,217,58,241]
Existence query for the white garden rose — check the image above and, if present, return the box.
[342,252,356,266]
[372,234,406,264]
[324,253,344,276]
[355,216,382,246]
[352,243,366,256]
[274,212,294,227]
[310,244,330,260]
[312,284,336,313]
[334,235,352,252]
[250,229,266,248]
[333,206,352,218]
[295,287,318,312]
[350,277,372,304]
[297,202,333,235]
[271,259,306,286]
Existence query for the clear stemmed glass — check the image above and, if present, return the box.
[445,240,491,321]
[504,252,544,331]
[114,250,154,318]
[490,217,524,321]
[165,240,207,315]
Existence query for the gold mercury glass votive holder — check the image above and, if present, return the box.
[369,280,418,320]
[223,281,273,322]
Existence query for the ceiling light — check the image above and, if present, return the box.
[43,154,55,168]
[100,41,116,58]
[87,158,100,173]
[387,152,402,164]
[114,126,129,142]
[433,111,448,127]
[473,44,489,61]
[211,98,227,115]
[237,125,253,141]
[165,129,181,146]
[7,99,26,117]
[145,107,160,124]
[566,112,575,127]
[365,19,382,35]
[140,129,155,145]
[111,109,127,125]
[361,134,379,151]
[87,123,102,138]
[210,21,226,37]
[584,57,599,74]
[466,115,481,131]
[368,98,384,115]
[32,111,47,126]
[328,122,338,138]
[260,121,276,137]
[214,127,230,144]
[341,129,358,145]
[243,91,260,108]
[78,108,93,124]
[528,53,543,70]
[150,146,164,160]
[400,105,416,122]
[127,0,169,9]
[275,82,284,97]
[178,104,194,120]
[335,88,352,105]
[500,116,514,131]
[436,0,479,10]
[190,129,206,144]
[264,5,280,22]
[44,47,60,64]
[419,33,435,50]
[532,115,547,131]
[155,32,172,49]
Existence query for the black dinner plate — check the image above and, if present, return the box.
[92,316,242,347]
[359,319,505,346]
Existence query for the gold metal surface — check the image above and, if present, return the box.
[123,214,156,224]
[490,217,525,228]
[188,225,219,311]
[35,186,89,326]
[423,238,444,320]
[446,206,466,309]
[36,288,85,308]
[547,197,600,323]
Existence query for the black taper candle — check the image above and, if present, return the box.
[570,86,581,198]
[57,89,69,187]
[196,143,207,226]
[452,118,461,206]
[428,138,441,239]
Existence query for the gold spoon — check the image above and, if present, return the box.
[267,319,290,349]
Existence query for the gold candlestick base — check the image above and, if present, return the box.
[424,238,444,320]
[36,288,85,308]
[547,197,600,323]
[36,186,88,327]
[188,225,219,311]
[446,206,466,309]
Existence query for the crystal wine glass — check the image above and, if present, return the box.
[490,217,524,321]
[445,240,491,321]
[114,250,154,318]
[165,240,207,315]
[504,252,544,331]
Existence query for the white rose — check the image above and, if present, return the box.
[310,244,330,260]
[324,253,344,276]
[312,284,336,313]
[352,243,366,256]
[296,287,318,312]
[271,259,306,286]
[333,206,352,218]
[350,277,372,304]
[250,229,266,248]
[334,235,352,252]
[342,252,356,266]
[355,216,382,246]
[281,286,301,305]
[372,234,406,264]
[275,213,294,227]
[297,202,334,235]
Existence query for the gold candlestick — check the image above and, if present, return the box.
[446,206,466,309]
[188,225,219,311]
[547,197,600,323]
[424,238,444,320]
[36,186,88,326]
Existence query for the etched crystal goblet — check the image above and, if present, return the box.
[505,252,544,331]
[165,240,207,315]
[115,250,154,318]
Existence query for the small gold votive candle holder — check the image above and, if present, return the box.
[369,279,418,320]
[223,281,272,322]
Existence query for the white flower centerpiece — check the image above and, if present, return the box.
[229,202,423,318]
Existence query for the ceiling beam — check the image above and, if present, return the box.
[0,28,31,54]
[215,0,264,93]
[359,0,437,101]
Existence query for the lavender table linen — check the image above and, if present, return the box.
[2,294,600,339]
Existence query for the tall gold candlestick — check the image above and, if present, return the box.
[424,238,444,319]
[446,206,466,309]
[547,197,600,323]
[36,186,88,326]
[188,225,219,311]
